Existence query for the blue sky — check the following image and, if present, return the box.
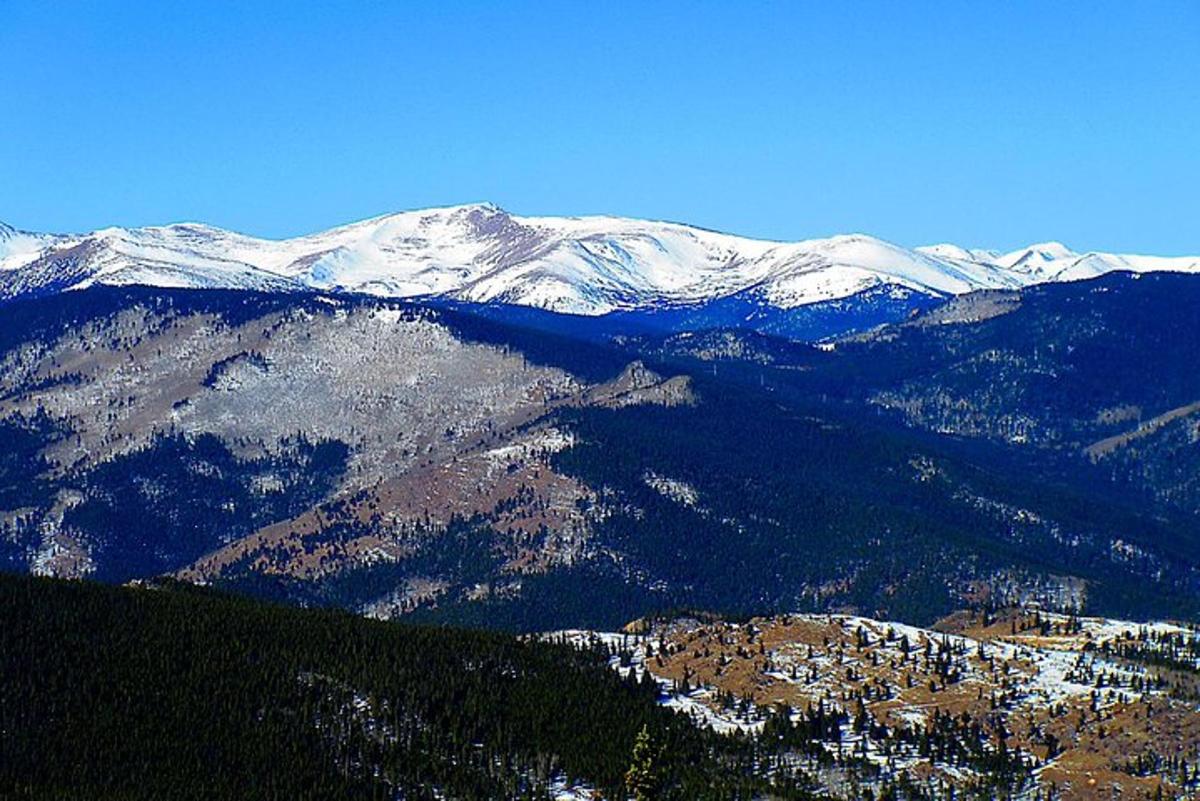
[1,1,1197,253]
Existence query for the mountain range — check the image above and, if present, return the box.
[6,206,1200,798]
[3,204,1198,317]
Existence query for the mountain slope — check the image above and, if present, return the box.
[718,271,1200,520]
[1,572,809,801]
[3,285,1200,632]
[586,609,1200,799]
[4,205,1197,317]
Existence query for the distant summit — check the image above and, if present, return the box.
[2,205,1198,312]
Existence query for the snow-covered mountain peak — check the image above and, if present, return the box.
[0,221,63,272]
[996,241,1076,271]
[915,243,1001,264]
[333,202,508,233]
[2,207,1198,313]
[1025,241,1073,257]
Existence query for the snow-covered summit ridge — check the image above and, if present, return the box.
[2,206,1198,314]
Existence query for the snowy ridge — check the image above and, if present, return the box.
[2,204,1198,313]
[0,221,62,272]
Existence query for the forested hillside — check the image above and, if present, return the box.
[11,573,1192,800]
[811,272,1200,517]
[0,573,818,800]
[3,282,1200,633]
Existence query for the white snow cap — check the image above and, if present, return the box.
[4,205,1199,313]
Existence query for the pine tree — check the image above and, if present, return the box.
[625,724,664,801]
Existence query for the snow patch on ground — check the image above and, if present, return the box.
[642,471,700,507]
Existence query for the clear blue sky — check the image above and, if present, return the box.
[2,1,1197,253]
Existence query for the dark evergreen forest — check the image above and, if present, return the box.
[0,573,825,800]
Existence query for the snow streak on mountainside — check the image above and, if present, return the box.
[2,205,1198,313]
